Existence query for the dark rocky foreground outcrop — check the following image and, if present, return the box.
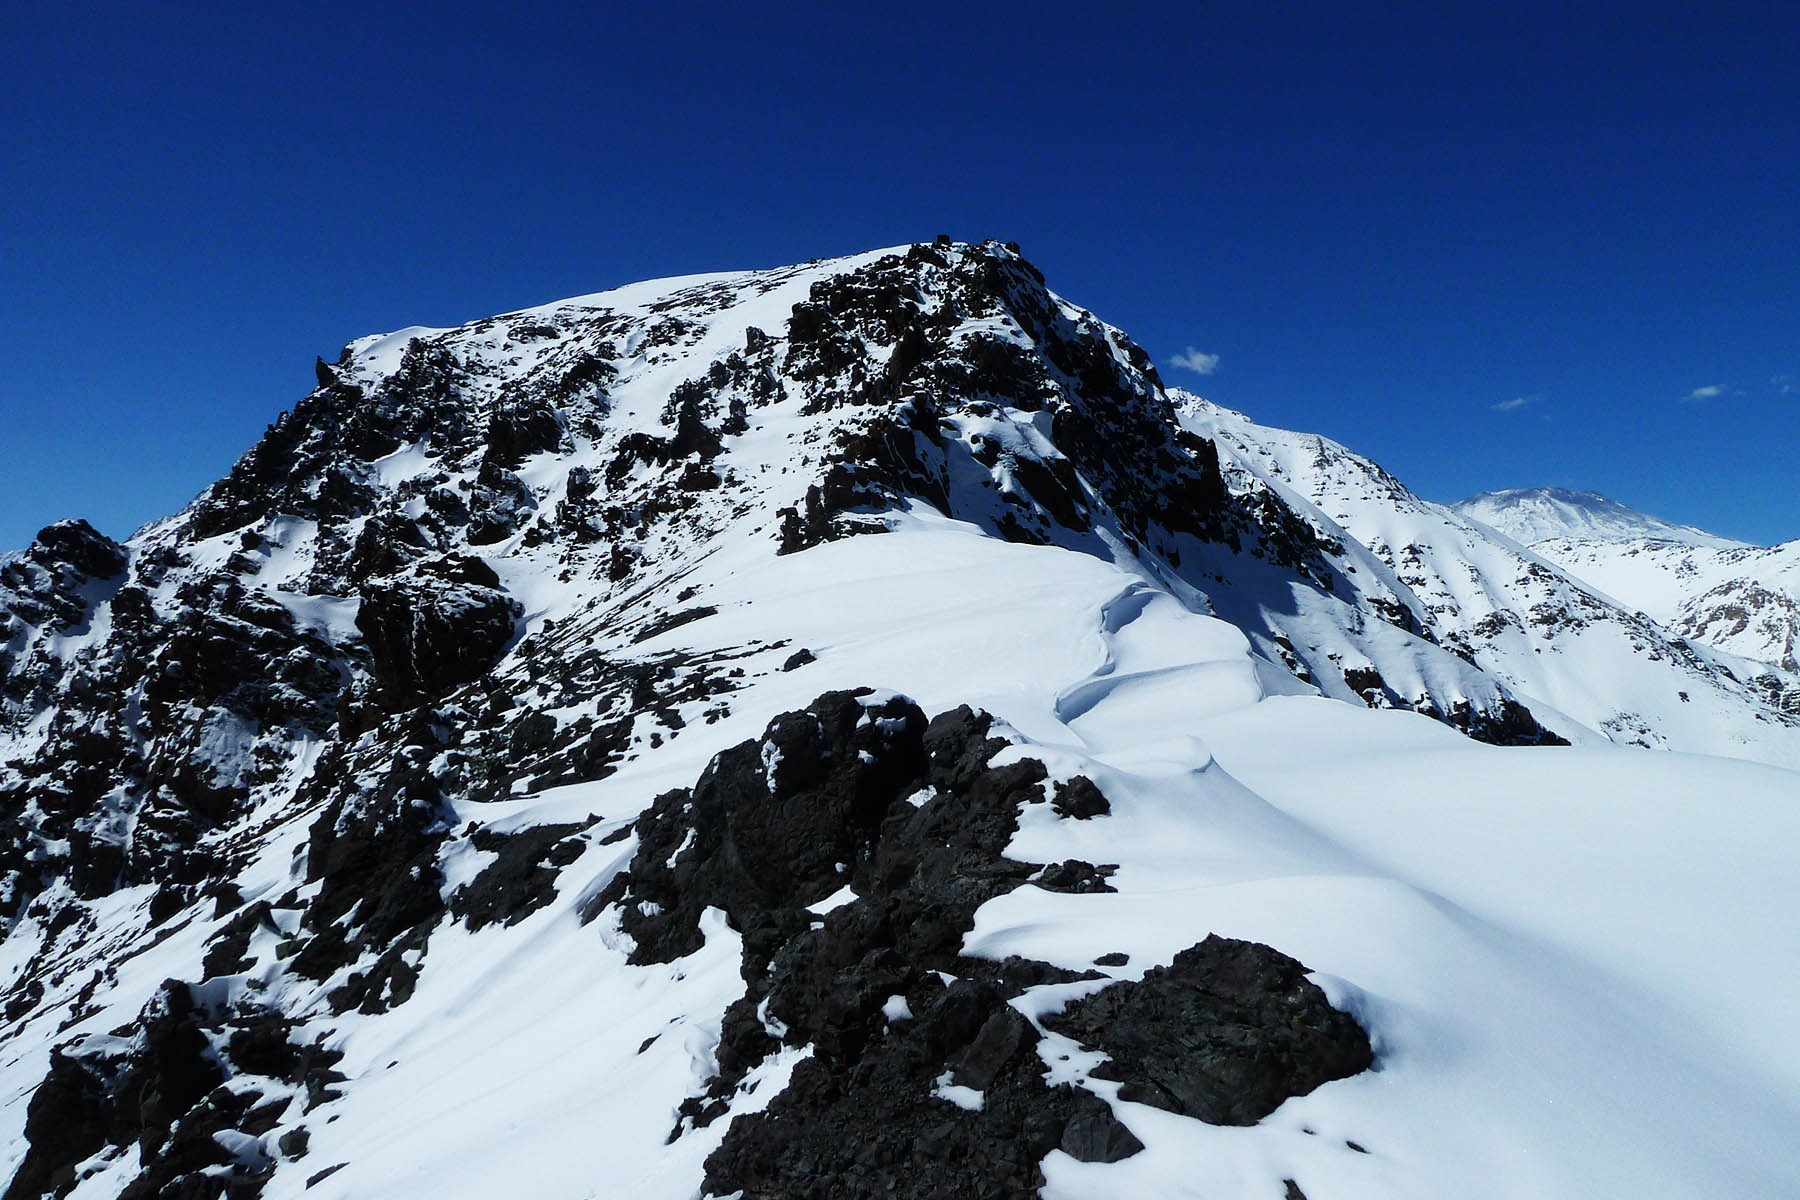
[599,690,1373,1200]
[4,981,345,1200]
[3,690,1371,1200]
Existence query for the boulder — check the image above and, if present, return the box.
[355,557,520,708]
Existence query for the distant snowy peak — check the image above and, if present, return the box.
[1173,389,1800,759]
[1451,486,1749,549]
[1451,489,1798,672]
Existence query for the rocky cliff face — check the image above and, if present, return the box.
[4,240,1767,1198]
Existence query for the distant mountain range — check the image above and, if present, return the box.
[1451,487,1800,674]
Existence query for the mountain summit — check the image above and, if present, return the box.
[2,242,1797,1199]
[1452,486,1748,548]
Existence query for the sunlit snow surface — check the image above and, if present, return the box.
[3,248,1796,1199]
[1453,486,1751,549]
[1178,391,1800,766]
[1447,488,1800,676]
[33,516,1774,1200]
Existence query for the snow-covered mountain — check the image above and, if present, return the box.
[2,241,1796,1200]
[1451,488,1800,679]
[1527,537,1800,674]
[1453,486,1748,548]
[1179,398,1800,759]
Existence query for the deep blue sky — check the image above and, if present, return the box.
[3,2,1796,551]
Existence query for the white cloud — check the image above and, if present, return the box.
[1490,395,1534,413]
[1682,384,1726,402]
[1168,347,1220,376]
[1773,374,1797,395]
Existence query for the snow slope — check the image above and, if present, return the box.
[1175,392,1800,764]
[1451,488,1800,677]
[273,523,1800,1199]
[0,242,1795,1200]
[1527,537,1800,674]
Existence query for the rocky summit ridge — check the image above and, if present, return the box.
[0,238,1578,937]
[1,240,1796,1199]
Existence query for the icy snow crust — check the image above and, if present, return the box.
[0,244,1796,1199]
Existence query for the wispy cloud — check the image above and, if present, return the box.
[1490,395,1535,413]
[1681,383,1727,402]
[1774,374,1798,395]
[1168,347,1220,376]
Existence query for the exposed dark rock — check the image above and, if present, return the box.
[3,980,340,1200]
[448,821,591,931]
[485,397,565,468]
[5,1045,125,1199]
[465,461,537,545]
[597,689,934,964]
[1442,697,1571,748]
[344,513,430,583]
[1044,934,1373,1126]
[1030,859,1117,894]
[707,994,1141,1199]
[1059,1100,1146,1163]
[1051,775,1110,819]
[290,722,455,1014]
[1343,665,1391,705]
[507,711,558,756]
[591,691,1373,1200]
[631,605,718,645]
[29,520,128,584]
[355,558,521,708]
[0,520,128,634]
[518,716,633,793]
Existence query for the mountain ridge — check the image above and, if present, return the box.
[1179,393,1800,756]
[1,241,1796,1199]
[1449,487,1798,675]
